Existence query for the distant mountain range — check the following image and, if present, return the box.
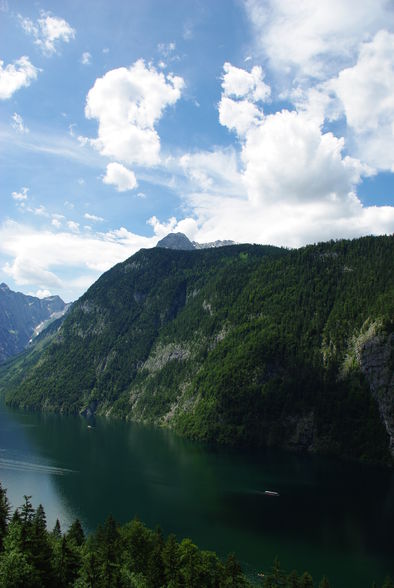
[1,235,393,466]
[0,283,68,363]
[156,232,235,250]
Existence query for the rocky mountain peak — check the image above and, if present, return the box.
[156,233,236,251]
[156,233,195,251]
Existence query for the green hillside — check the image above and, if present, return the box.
[1,236,393,465]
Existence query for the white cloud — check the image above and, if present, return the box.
[67,221,79,232]
[244,0,394,81]
[30,205,48,217]
[241,109,366,205]
[330,30,394,171]
[19,11,75,56]
[170,61,394,248]
[11,113,29,134]
[81,51,91,65]
[219,96,262,136]
[35,289,51,298]
[85,59,184,166]
[103,162,137,192]
[218,62,269,136]
[0,56,38,99]
[52,218,62,228]
[84,213,104,222]
[179,192,394,248]
[157,42,176,57]
[0,220,159,299]
[179,149,243,196]
[221,62,270,102]
[12,187,29,201]
[4,256,63,289]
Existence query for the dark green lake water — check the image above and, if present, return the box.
[0,405,393,587]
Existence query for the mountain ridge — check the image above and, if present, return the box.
[156,232,235,250]
[1,236,393,465]
[0,284,68,363]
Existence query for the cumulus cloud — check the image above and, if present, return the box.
[330,30,394,171]
[85,59,184,166]
[0,56,38,99]
[221,61,270,102]
[172,61,394,248]
[244,0,394,81]
[242,2,394,175]
[219,96,262,136]
[179,192,394,248]
[11,113,29,133]
[241,109,367,205]
[218,62,269,136]
[103,162,137,192]
[19,11,75,55]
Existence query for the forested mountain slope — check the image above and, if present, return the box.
[1,236,393,464]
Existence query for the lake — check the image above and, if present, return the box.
[0,404,393,587]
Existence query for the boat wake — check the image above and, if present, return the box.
[0,457,74,476]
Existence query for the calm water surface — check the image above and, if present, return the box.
[0,404,393,587]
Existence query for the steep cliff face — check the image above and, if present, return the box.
[0,283,67,363]
[358,328,394,457]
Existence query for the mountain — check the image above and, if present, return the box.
[0,283,68,363]
[1,236,393,465]
[156,232,235,250]
[156,232,195,250]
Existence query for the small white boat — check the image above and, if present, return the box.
[264,490,279,496]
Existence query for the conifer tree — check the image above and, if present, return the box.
[162,533,180,585]
[300,571,314,588]
[0,483,9,552]
[52,519,61,541]
[67,519,85,547]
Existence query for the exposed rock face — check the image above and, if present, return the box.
[142,342,191,373]
[283,412,315,452]
[0,283,67,363]
[358,330,394,457]
[193,239,235,249]
[156,232,236,251]
[156,233,195,250]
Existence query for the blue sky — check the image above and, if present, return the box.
[1,0,393,301]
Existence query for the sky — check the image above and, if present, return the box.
[1,0,394,302]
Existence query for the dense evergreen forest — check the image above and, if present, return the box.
[0,484,392,588]
[0,236,393,465]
